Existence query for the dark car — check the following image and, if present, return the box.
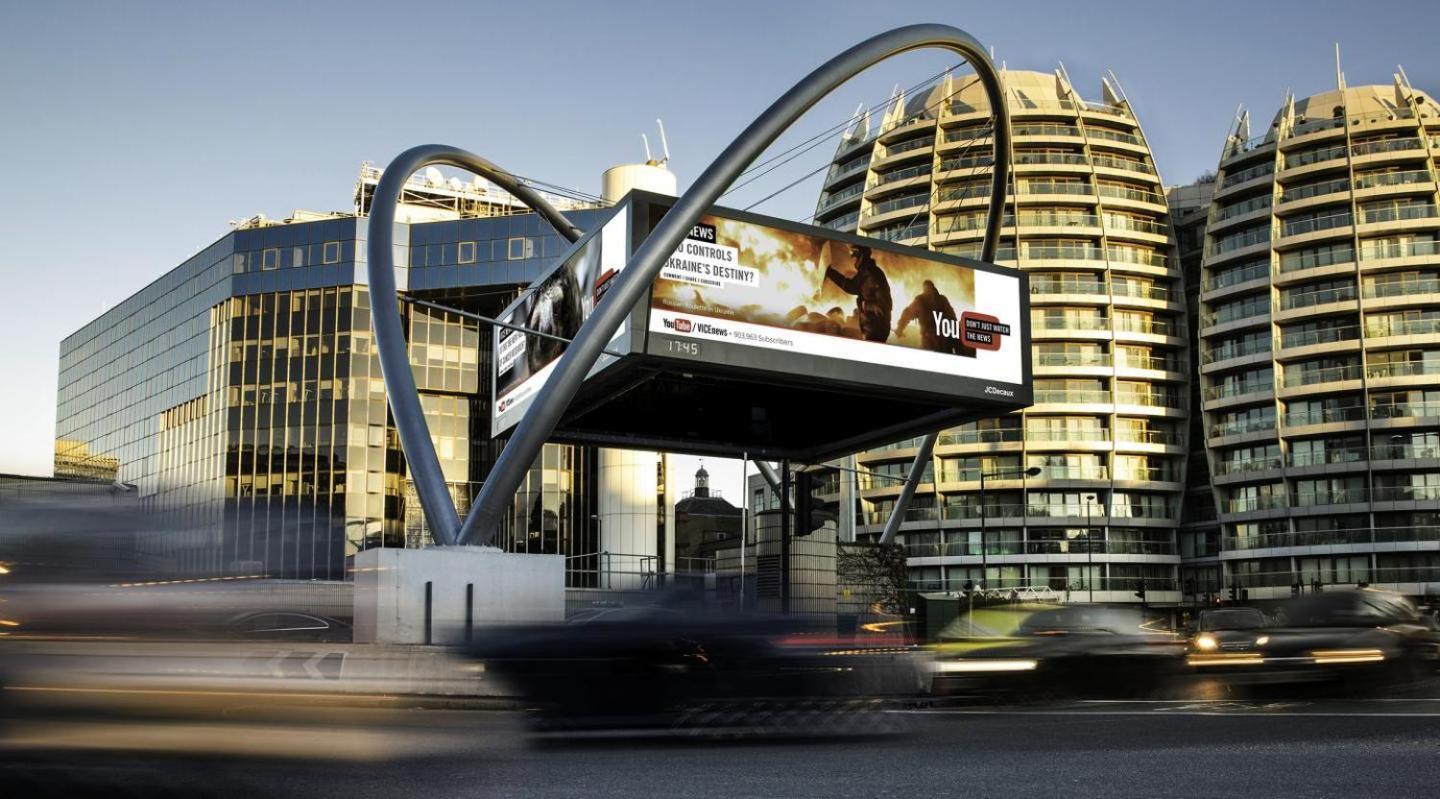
[931,605,1185,699]
[468,606,913,739]
[223,611,351,643]
[1187,589,1440,684]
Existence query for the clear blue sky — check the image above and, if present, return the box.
[2,0,1437,487]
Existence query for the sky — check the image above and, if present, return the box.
[2,0,1438,499]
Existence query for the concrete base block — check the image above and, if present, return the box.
[352,546,564,645]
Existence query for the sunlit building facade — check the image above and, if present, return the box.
[1199,76,1440,599]
[55,169,608,580]
[815,69,1187,603]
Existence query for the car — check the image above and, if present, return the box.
[1194,607,1270,633]
[223,611,352,643]
[931,605,1185,699]
[1187,589,1440,685]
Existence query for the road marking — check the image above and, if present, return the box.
[894,708,1440,718]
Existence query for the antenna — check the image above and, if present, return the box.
[656,119,671,165]
[642,133,653,163]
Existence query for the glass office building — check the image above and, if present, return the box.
[55,169,608,580]
[1199,78,1440,599]
[814,68,1187,603]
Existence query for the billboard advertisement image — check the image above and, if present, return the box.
[492,206,630,435]
[646,213,1023,388]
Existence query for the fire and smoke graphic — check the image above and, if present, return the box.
[651,215,977,354]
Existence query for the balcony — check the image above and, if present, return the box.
[1361,240,1440,262]
[873,163,932,187]
[1287,117,1344,139]
[1205,380,1271,401]
[1114,317,1176,336]
[1017,181,1093,197]
[1283,363,1362,388]
[1287,448,1367,468]
[1014,123,1081,138]
[1116,429,1181,446]
[1371,401,1440,420]
[1371,485,1440,502]
[1284,406,1365,427]
[1279,245,1354,273]
[937,428,1023,445]
[1013,152,1087,167]
[866,223,928,243]
[1210,417,1276,438]
[1221,162,1275,189]
[1358,203,1439,224]
[1091,155,1154,174]
[1107,247,1169,269]
[1294,488,1369,506]
[1204,340,1272,364]
[1085,127,1143,146]
[1279,211,1352,238]
[1279,284,1356,310]
[1213,456,1284,476]
[1023,243,1104,261]
[1034,351,1110,368]
[1353,169,1432,191]
[1017,211,1100,229]
[1279,177,1348,204]
[1367,360,1440,380]
[1033,389,1111,404]
[1115,391,1181,409]
[938,154,996,172]
[1031,316,1108,331]
[1096,184,1165,205]
[1209,226,1271,257]
[1030,464,1109,481]
[1204,262,1271,292]
[1104,215,1167,236]
[870,192,930,216]
[884,136,935,156]
[1279,324,1358,349]
[1284,143,1347,169]
[1225,132,1276,159]
[1224,495,1290,513]
[1366,318,1440,337]
[1024,428,1107,443]
[1214,195,1273,223]
[1352,137,1425,157]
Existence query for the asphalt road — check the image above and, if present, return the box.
[6,693,1440,798]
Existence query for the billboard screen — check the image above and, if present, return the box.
[644,212,1026,401]
[491,206,631,436]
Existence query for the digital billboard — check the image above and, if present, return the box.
[489,191,1029,460]
[491,205,631,436]
[644,212,1025,401]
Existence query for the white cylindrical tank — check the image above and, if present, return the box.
[601,162,677,203]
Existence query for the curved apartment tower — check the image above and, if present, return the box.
[816,69,1187,603]
[1199,75,1440,600]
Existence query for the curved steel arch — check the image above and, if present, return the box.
[459,23,1013,546]
[366,144,584,546]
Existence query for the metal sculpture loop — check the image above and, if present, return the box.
[370,24,1012,548]
[365,145,582,546]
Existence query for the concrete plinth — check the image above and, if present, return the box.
[352,546,564,645]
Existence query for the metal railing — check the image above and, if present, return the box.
[1204,261,1270,291]
[1280,211,1352,237]
[1367,315,1440,337]
[1283,363,1362,387]
[1279,324,1358,349]
[1280,284,1355,310]
[1280,176,1349,204]
[1353,169,1432,190]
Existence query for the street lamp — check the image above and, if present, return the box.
[976,464,1043,592]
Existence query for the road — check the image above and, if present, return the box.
[5,693,1440,798]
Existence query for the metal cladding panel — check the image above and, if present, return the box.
[491,191,1031,460]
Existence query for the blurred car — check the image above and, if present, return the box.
[1187,589,1440,684]
[931,605,1185,699]
[468,605,915,739]
[1194,607,1270,633]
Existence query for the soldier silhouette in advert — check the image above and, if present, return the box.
[823,243,893,343]
[896,279,976,357]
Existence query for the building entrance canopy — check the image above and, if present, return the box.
[490,190,1031,461]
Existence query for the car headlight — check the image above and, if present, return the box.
[1255,635,1269,646]
[1194,633,1218,651]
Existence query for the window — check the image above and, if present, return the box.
[458,241,477,264]
[508,237,534,260]
[291,246,306,268]
[323,241,341,264]
[262,248,279,271]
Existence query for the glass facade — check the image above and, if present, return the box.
[56,204,608,581]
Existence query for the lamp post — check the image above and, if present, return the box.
[976,464,1043,593]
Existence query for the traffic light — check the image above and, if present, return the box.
[1228,583,1239,602]
[792,470,837,537]
[1133,579,1148,608]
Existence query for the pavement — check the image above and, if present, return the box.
[5,688,1440,798]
